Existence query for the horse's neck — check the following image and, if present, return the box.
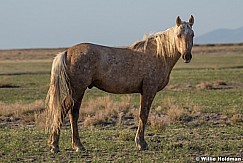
[147,34,181,72]
[164,51,181,72]
[160,30,181,72]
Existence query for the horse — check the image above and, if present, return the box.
[45,15,194,153]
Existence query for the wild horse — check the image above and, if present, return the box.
[46,15,194,153]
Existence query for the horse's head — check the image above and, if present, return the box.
[175,15,194,63]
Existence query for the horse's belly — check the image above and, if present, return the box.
[91,77,142,94]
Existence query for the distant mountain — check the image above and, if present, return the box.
[195,26,243,44]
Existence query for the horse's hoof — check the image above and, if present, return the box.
[137,143,148,151]
[135,138,148,151]
[50,146,60,153]
[73,145,86,152]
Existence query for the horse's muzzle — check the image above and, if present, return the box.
[182,53,192,63]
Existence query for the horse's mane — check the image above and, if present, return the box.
[129,27,177,58]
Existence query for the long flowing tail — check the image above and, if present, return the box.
[45,51,73,133]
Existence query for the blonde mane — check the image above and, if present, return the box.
[130,27,177,58]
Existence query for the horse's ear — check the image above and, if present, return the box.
[176,16,182,26]
[189,15,194,27]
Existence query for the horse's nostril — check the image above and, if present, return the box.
[186,53,192,60]
[182,53,192,63]
[182,55,186,60]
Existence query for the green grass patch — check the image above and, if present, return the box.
[1,124,243,162]
[0,60,52,75]
[0,74,50,103]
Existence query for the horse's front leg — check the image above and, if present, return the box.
[135,91,156,150]
[69,95,85,152]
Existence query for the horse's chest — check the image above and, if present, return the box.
[157,76,170,91]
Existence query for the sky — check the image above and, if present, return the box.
[1,0,243,49]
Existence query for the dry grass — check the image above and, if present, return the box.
[163,98,185,122]
[167,106,184,122]
[0,96,203,130]
[0,100,44,118]
[196,82,213,90]
[81,96,133,128]
[80,96,192,130]
[1,95,241,131]
[0,100,45,129]
[196,80,229,90]
[0,96,134,129]
[213,80,227,86]
[149,113,170,130]
[222,106,243,124]
[230,114,243,123]
[148,98,201,130]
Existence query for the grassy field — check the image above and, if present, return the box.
[0,44,243,162]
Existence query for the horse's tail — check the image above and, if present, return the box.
[45,51,74,133]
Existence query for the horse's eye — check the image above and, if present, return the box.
[177,33,181,38]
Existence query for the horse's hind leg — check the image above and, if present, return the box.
[48,107,69,153]
[48,127,61,153]
[69,92,85,151]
